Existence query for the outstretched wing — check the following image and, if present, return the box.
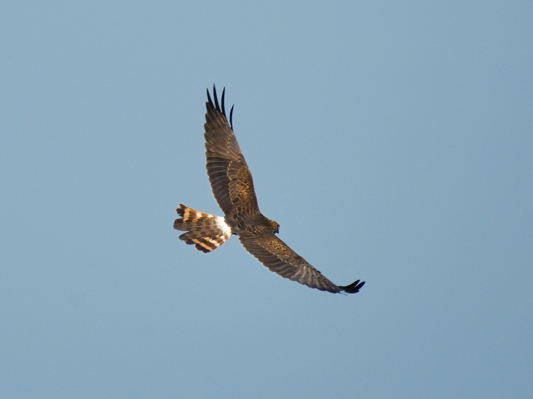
[204,86,260,216]
[239,234,365,294]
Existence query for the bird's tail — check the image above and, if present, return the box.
[173,204,232,253]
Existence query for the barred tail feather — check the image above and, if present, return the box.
[173,204,232,253]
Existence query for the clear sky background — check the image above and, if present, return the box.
[1,1,532,398]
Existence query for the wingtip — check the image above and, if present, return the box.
[221,87,226,116]
[206,87,213,107]
[206,85,234,129]
[339,280,365,294]
[213,85,220,110]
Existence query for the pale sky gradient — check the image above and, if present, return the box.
[1,1,532,398]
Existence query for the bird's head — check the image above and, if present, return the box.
[268,218,280,234]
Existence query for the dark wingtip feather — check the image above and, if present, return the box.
[213,85,220,111]
[221,88,226,117]
[339,280,365,294]
[206,88,214,108]
[206,85,234,129]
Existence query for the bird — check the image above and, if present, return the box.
[173,86,365,294]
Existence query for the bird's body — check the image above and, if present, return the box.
[173,86,365,294]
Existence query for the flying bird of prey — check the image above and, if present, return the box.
[173,86,365,294]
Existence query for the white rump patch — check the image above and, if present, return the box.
[215,216,232,236]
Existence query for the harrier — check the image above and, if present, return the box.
[173,86,365,294]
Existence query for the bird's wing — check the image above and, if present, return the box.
[204,86,260,216]
[239,234,365,294]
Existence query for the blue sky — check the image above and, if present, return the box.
[1,1,532,398]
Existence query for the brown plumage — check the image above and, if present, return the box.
[173,86,365,294]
